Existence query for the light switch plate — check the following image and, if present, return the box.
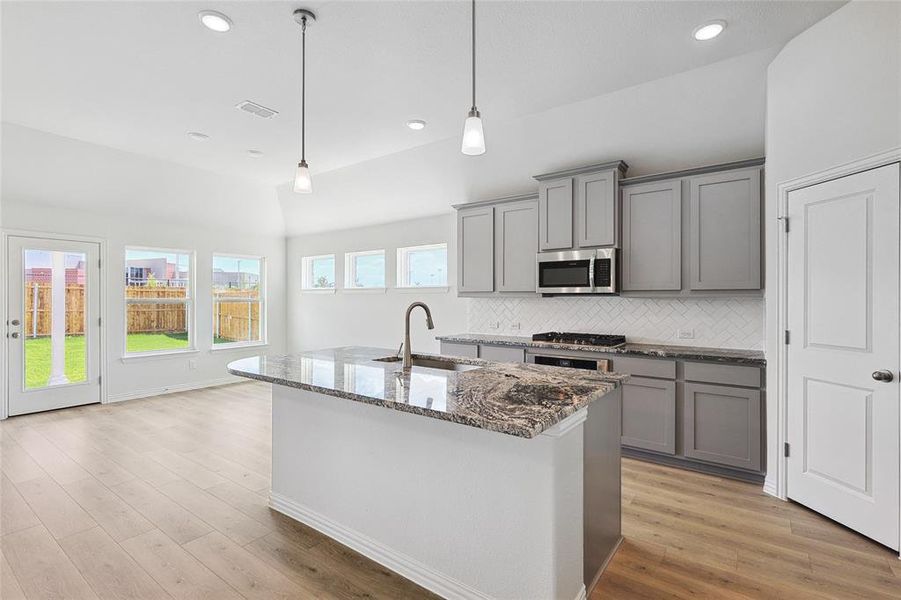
[488,321,500,330]
[510,322,521,330]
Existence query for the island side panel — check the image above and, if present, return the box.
[269,384,587,600]
[583,387,623,592]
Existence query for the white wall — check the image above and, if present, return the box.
[1,126,286,405]
[286,214,467,354]
[763,0,901,493]
[279,47,779,235]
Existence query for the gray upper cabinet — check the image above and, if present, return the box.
[689,168,761,290]
[621,180,682,291]
[538,178,573,251]
[495,199,538,292]
[457,206,494,293]
[575,169,619,248]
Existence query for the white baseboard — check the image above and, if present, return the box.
[105,376,242,403]
[270,492,496,600]
[763,479,780,499]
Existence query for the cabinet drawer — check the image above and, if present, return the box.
[440,342,479,359]
[610,356,675,380]
[683,361,760,388]
[621,377,676,455]
[479,345,525,363]
[683,383,761,471]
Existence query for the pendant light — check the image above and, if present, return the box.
[461,0,485,155]
[293,9,316,193]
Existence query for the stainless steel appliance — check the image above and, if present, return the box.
[536,248,618,294]
[527,331,626,371]
[531,332,626,347]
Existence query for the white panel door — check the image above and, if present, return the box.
[787,163,900,550]
[6,236,102,415]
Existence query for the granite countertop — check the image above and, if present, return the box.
[227,346,627,439]
[436,333,766,367]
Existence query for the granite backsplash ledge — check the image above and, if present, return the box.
[467,296,764,351]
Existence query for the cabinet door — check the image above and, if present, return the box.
[538,177,574,250]
[440,342,479,358]
[478,345,524,363]
[689,168,761,290]
[621,376,676,455]
[495,199,538,292]
[457,206,494,293]
[575,169,618,248]
[621,181,682,291]
[683,383,761,471]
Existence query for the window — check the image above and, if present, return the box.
[344,250,385,289]
[396,243,447,288]
[302,254,336,290]
[212,255,265,346]
[124,248,193,355]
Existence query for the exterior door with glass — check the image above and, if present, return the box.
[6,236,101,415]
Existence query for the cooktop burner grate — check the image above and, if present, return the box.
[531,332,626,347]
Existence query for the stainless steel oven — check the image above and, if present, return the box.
[536,248,618,294]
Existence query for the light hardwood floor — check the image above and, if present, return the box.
[1,382,899,600]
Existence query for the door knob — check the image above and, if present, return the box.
[9,319,19,326]
[872,369,894,382]
[9,332,19,339]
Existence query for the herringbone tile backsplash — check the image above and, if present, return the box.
[467,297,764,350]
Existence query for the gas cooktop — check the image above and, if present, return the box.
[531,332,626,348]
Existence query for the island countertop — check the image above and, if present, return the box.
[227,346,626,439]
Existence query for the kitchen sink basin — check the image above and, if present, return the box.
[373,355,481,372]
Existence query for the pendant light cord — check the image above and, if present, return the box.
[301,15,307,162]
[471,0,476,110]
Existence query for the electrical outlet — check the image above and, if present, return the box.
[488,321,500,330]
[677,328,695,340]
[510,322,521,331]
[188,359,198,370]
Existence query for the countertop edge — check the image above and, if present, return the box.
[435,334,766,367]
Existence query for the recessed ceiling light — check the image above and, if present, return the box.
[199,10,233,33]
[406,120,427,131]
[186,131,210,141]
[247,150,264,158]
[693,20,726,41]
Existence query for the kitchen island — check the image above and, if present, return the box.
[228,347,627,600]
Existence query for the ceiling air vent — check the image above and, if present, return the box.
[235,100,279,119]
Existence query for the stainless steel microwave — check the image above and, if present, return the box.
[536,248,618,295]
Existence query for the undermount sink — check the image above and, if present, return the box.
[374,355,481,372]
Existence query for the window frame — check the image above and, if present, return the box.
[301,253,337,293]
[211,253,267,350]
[122,246,196,358]
[395,243,448,289]
[344,249,386,291]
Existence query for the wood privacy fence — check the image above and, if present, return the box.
[24,284,260,342]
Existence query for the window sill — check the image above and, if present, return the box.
[210,342,269,353]
[121,348,199,362]
[301,288,336,295]
[393,286,450,294]
[343,287,387,294]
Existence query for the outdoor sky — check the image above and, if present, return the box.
[24,250,84,269]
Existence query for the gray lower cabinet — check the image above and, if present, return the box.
[457,206,494,293]
[689,168,761,290]
[621,376,676,455]
[495,199,538,292]
[621,180,682,291]
[440,341,479,358]
[683,383,761,471]
[538,177,574,251]
[478,345,525,363]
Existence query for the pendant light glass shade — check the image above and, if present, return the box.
[293,160,313,193]
[461,109,485,155]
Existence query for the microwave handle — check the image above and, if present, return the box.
[588,257,595,289]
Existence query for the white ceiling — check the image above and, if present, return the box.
[3,0,843,190]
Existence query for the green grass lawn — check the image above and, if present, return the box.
[24,332,214,389]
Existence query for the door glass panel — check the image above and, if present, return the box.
[22,249,88,389]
